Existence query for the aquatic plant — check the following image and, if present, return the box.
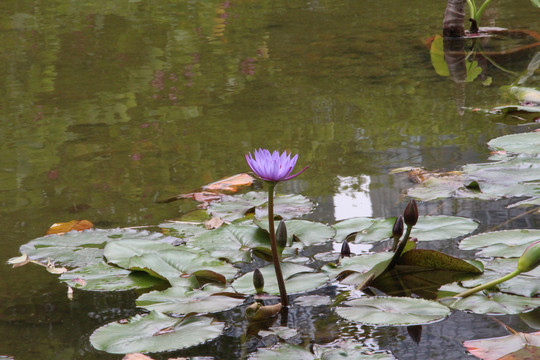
[245,148,309,306]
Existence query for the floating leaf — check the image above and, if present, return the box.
[322,252,394,285]
[438,284,540,315]
[459,229,540,258]
[232,263,328,295]
[258,326,297,340]
[19,228,173,268]
[136,286,244,315]
[397,249,483,273]
[411,216,479,241]
[189,224,270,263]
[60,262,166,291]
[104,240,179,269]
[331,217,376,242]
[461,258,540,297]
[201,173,254,193]
[294,295,332,307]
[122,247,238,288]
[336,296,450,326]
[45,220,94,235]
[90,311,224,353]
[256,220,336,248]
[255,194,314,220]
[159,221,208,240]
[464,330,540,360]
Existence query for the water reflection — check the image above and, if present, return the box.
[333,175,372,220]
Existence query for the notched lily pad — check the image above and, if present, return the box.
[459,229,540,258]
[336,296,450,326]
[397,249,483,273]
[90,311,224,353]
[136,286,245,315]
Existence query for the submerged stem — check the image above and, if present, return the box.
[454,268,522,298]
[267,182,289,306]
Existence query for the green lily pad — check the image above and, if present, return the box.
[459,229,540,258]
[293,295,332,307]
[411,216,479,241]
[90,311,224,353]
[136,286,245,315]
[60,262,167,291]
[331,217,376,242]
[104,239,178,269]
[256,220,336,248]
[438,284,540,315]
[159,221,209,239]
[258,326,298,340]
[232,263,329,295]
[461,258,540,297]
[249,342,396,360]
[322,252,394,283]
[188,224,270,263]
[207,192,314,221]
[108,246,238,288]
[20,228,174,268]
[336,296,450,326]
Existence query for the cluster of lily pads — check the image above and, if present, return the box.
[12,181,540,357]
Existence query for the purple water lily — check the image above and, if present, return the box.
[245,149,308,182]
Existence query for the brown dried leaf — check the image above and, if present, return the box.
[202,173,254,193]
[45,220,94,235]
[205,217,225,229]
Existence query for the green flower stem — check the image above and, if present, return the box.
[388,225,413,270]
[267,182,289,306]
[455,268,522,298]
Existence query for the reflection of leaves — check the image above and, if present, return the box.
[336,296,450,326]
[90,311,224,354]
[464,330,540,359]
[250,342,396,360]
[429,35,482,82]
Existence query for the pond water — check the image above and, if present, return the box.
[1,1,539,359]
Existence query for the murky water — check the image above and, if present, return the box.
[1,1,539,359]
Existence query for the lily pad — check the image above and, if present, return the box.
[104,239,179,269]
[207,192,314,221]
[159,221,209,240]
[464,330,540,360]
[256,220,336,248]
[19,228,177,268]
[336,296,450,326]
[188,224,270,263]
[232,263,329,295]
[411,216,479,242]
[461,258,540,297]
[438,284,540,315]
[108,246,238,288]
[459,229,540,258]
[331,217,376,242]
[59,262,167,291]
[322,252,394,283]
[90,311,224,353]
[294,295,332,307]
[136,286,245,315]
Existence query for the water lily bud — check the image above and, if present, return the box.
[276,220,287,253]
[341,240,351,258]
[403,200,419,227]
[253,268,265,294]
[392,215,404,238]
[517,240,540,273]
